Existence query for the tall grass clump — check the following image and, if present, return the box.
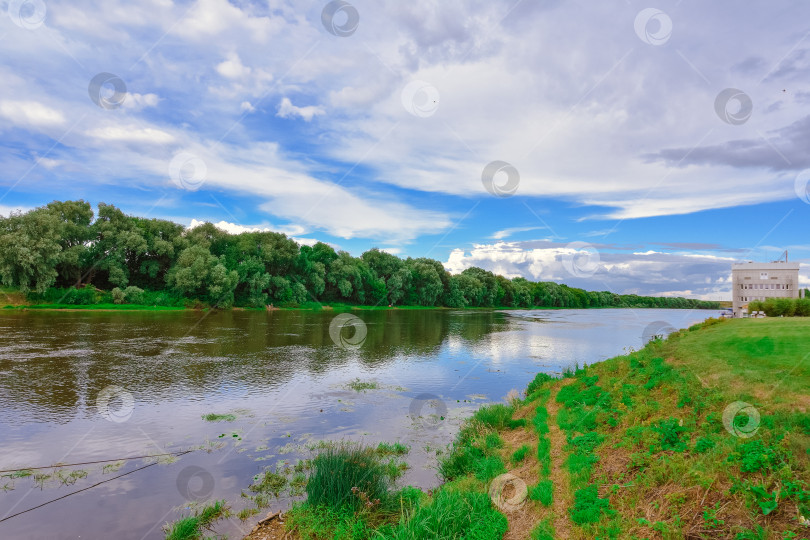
[528,479,554,507]
[305,442,393,511]
[472,403,525,430]
[382,490,508,540]
[163,500,230,540]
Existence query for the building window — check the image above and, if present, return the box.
[760,272,768,279]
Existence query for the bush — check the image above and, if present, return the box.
[123,285,145,304]
[795,298,810,316]
[111,287,126,304]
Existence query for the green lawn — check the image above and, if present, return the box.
[664,318,810,410]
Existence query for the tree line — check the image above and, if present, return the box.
[0,200,720,310]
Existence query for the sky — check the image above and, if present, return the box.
[1,0,809,300]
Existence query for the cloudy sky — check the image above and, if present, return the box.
[1,0,809,299]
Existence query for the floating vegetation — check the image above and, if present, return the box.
[202,413,237,422]
[375,442,410,456]
[55,468,88,486]
[346,379,379,392]
[102,461,126,474]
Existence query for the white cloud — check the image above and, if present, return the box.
[0,100,65,127]
[0,204,32,217]
[444,240,739,298]
[490,226,547,240]
[216,53,251,79]
[188,218,308,238]
[86,126,175,144]
[276,98,325,122]
[121,93,161,111]
[240,101,255,113]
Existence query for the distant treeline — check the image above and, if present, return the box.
[0,201,720,310]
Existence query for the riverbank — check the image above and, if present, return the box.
[0,300,723,313]
[236,317,810,539]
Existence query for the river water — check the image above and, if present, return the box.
[0,308,712,539]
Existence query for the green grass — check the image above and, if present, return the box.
[548,317,810,538]
[510,443,532,464]
[664,318,810,406]
[528,479,553,506]
[529,517,555,540]
[569,485,615,525]
[19,303,186,310]
[380,489,508,540]
[471,403,525,430]
[163,500,229,540]
[304,442,394,512]
[285,441,507,540]
[532,406,549,434]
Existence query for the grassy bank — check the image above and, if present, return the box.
[244,317,810,539]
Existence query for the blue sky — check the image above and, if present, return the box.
[1,0,809,299]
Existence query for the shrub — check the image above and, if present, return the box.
[123,285,145,304]
[111,287,126,304]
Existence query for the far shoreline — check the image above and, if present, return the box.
[0,303,726,313]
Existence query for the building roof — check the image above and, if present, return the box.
[731,262,800,271]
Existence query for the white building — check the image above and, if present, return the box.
[731,260,801,317]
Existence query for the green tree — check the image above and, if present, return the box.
[0,209,62,293]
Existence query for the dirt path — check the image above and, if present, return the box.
[546,384,572,539]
